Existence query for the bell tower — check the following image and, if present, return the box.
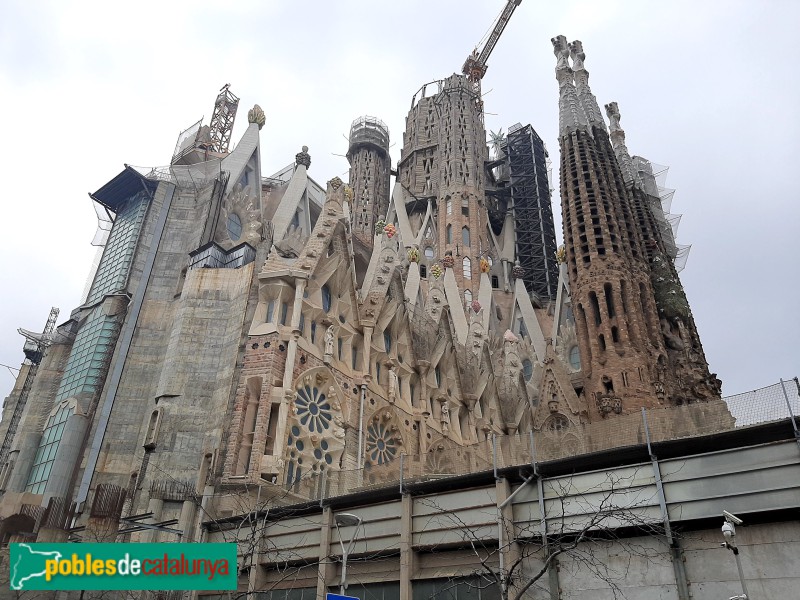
[553,36,667,418]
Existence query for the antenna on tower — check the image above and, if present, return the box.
[208,83,240,154]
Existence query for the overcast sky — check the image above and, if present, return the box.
[1,0,798,402]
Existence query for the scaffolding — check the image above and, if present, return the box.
[506,124,559,300]
[208,84,239,154]
[0,308,59,467]
[348,116,390,157]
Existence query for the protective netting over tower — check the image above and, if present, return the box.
[634,157,691,272]
[505,123,558,300]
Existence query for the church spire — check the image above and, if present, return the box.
[604,101,641,187]
[569,40,607,133]
[552,35,587,136]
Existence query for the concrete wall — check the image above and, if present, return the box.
[207,438,800,599]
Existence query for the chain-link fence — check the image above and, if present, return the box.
[284,378,800,502]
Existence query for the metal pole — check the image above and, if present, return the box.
[399,453,405,495]
[340,551,348,596]
[357,384,366,485]
[779,378,799,441]
[732,547,750,600]
[492,434,498,480]
[643,408,691,600]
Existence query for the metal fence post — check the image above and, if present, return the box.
[779,378,800,448]
[642,408,691,600]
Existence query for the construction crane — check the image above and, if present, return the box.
[0,307,59,468]
[461,0,522,99]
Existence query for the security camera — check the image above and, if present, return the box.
[721,521,735,540]
[723,510,744,525]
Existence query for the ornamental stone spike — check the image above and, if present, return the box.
[295,145,311,169]
[569,40,607,132]
[247,104,266,130]
[552,34,588,136]
[604,101,641,187]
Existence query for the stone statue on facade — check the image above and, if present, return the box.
[324,325,336,362]
[388,364,399,404]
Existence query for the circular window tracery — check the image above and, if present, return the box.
[365,421,399,466]
[543,414,570,438]
[295,385,332,433]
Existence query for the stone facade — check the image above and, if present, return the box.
[0,32,727,565]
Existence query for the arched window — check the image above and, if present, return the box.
[420,264,427,279]
[569,346,581,370]
[522,359,533,382]
[446,224,452,244]
[464,289,472,305]
[462,227,470,247]
[434,365,441,387]
[424,247,434,259]
[463,257,472,279]
[383,330,392,353]
[266,300,275,323]
[280,302,288,325]
[321,285,332,312]
[227,212,242,242]
[446,197,452,215]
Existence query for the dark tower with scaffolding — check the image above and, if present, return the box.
[504,123,558,301]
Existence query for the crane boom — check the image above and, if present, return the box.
[462,0,522,83]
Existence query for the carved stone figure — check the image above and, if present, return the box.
[388,365,399,404]
[440,400,450,435]
[324,326,335,358]
[661,318,685,351]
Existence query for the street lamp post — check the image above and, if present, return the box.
[334,512,363,595]
[721,511,750,600]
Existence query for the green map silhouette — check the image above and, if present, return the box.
[10,544,62,590]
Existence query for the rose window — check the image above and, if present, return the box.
[295,385,332,433]
[365,421,398,466]
[543,414,570,439]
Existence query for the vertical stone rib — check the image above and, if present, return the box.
[605,102,641,187]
